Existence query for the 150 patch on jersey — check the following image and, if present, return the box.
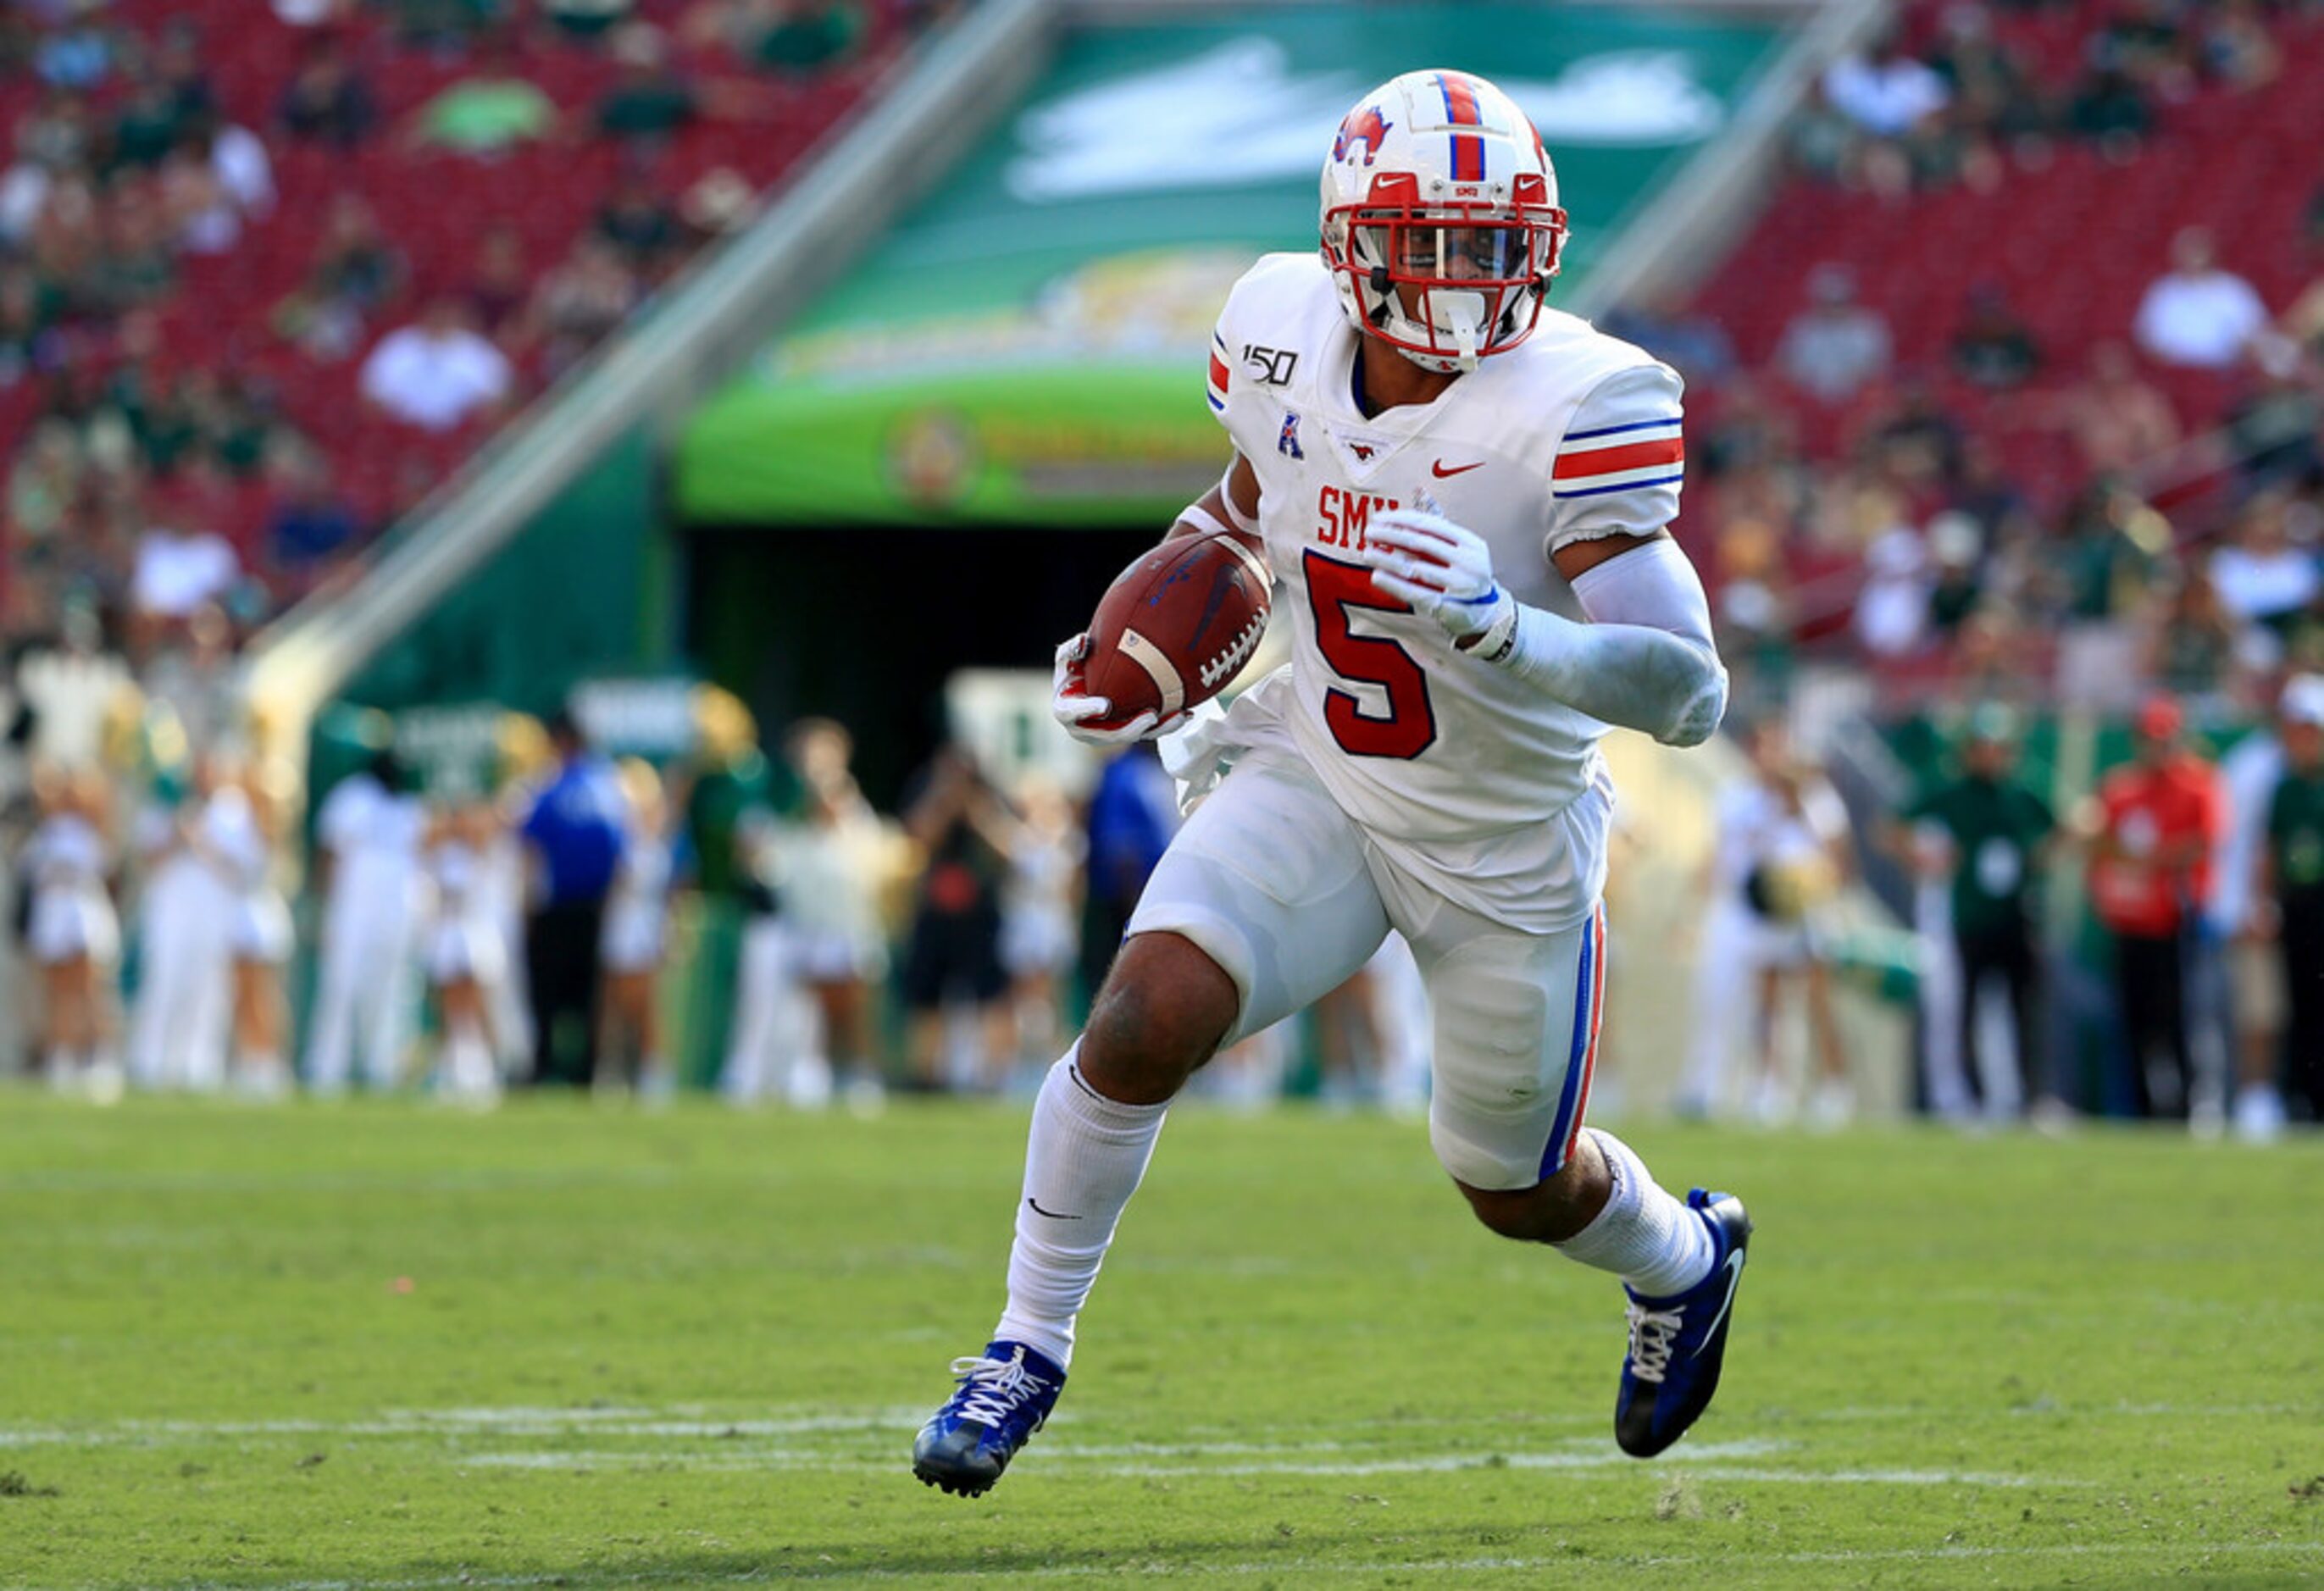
[1243,345,1298,385]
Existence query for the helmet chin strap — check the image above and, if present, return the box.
[1433,290,1487,372]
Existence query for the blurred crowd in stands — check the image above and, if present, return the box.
[0,0,929,658]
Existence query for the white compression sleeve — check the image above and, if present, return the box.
[1478,536,1728,747]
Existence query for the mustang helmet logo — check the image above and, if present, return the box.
[1334,106,1392,167]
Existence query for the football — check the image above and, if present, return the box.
[1082,530,1273,726]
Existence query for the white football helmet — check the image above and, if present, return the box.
[1319,69,1568,374]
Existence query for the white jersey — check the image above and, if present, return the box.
[1207,252,1686,931]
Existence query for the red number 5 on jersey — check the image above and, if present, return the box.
[1303,551,1437,760]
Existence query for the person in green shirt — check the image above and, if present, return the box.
[1887,704,2058,1117]
[2263,696,2324,1118]
[407,74,557,153]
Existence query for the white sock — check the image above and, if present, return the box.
[1554,1128,1716,1300]
[993,1045,1169,1369]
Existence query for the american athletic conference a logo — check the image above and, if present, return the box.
[1278,412,1304,459]
[1334,106,1391,167]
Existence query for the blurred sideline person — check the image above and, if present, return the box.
[125,772,232,1091]
[305,749,426,1091]
[200,769,295,1098]
[999,778,1084,1076]
[1675,722,1786,1117]
[2078,694,2227,1122]
[900,740,1014,1091]
[519,710,626,1086]
[1886,706,2057,1122]
[1742,735,1853,1127]
[425,799,506,1105]
[2211,675,2324,1140]
[2262,690,2324,1123]
[22,766,120,1092]
[596,758,674,1098]
[917,72,1747,1497]
[774,719,889,1106]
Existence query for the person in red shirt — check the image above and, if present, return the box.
[2078,695,2227,1119]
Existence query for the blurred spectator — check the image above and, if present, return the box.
[406,42,559,155]
[1738,725,1853,1125]
[143,601,247,759]
[2079,694,2226,1119]
[1821,32,1949,138]
[2208,494,2321,637]
[391,0,509,52]
[595,168,681,272]
[899,740,1014,1091]
[1925,3,2046,144]
[596,761,674,1095]
[2265,685,2324,1121]
[129,513,239,641]
[424,801,507,1103]
[263,454,362,594]
[306,751,427,1092]
[546,0,638,41]
[2139,571,2242,707]
[2050,480,2171,623]
[744,0,868,76]
[1855,525,1932,659]
[108,66,189,173]
[999,778,1082,1070]
[1926,512,1987,636]
[2134,228,2268,369]
[1602,286,1734,384]
[2212,674,2324,1142]
[2221,343,2321,495]
[2050,342,2182,476]
[527,236,639,379]
[273,0,352,22]
[1951,284,2040,390]
[1775,264,1891,403]
[2067,59,2153,152]
[2203,0,2282,91]
[463,223,533,343]
[20,766,119,1089]
[596,25,702,143]
[519,710,627,1087]
[1889,704,2057,1120]
[13,599,130,770]
[275,196,407,362]
[771,718,888,1100]
[360,298,513,432]
[277,39,377,147]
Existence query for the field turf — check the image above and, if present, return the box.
[2,1093,2320,1589]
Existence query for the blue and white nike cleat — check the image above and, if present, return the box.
[912,1340,1065,1497]
[1616,1189,1751,1458]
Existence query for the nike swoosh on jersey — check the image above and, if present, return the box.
[1694,1249,1746,1350]
[1026,1197,1084,1220]
[1430,459,1485,478]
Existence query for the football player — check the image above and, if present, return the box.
[915,69,1748,1495]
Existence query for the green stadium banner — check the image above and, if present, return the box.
[675,3,1789,528]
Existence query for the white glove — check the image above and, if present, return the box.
[1051,633,1189,746]
[1352,510,1518,657]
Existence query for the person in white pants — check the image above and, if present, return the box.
[303,754,426,1092]
[125,775,232,1091]
[199,773,295,1098]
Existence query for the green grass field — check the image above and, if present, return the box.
[2,1094,2320,1590]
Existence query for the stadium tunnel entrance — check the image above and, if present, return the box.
[684,522,1162,811]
